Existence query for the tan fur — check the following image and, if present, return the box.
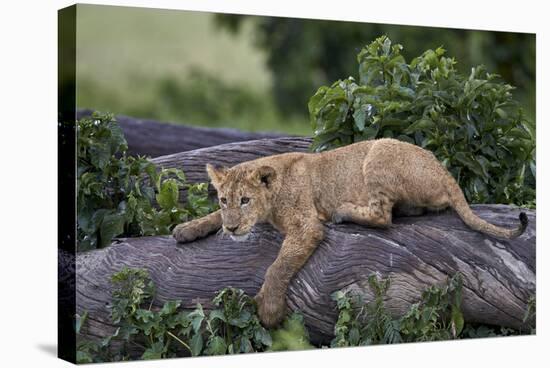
[173,138,527,327]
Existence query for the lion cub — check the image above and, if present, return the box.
[173,138,527,327]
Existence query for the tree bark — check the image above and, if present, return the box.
[77,109,292,157]
[76,204,535,347]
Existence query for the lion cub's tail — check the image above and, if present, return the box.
[447,176,528,239]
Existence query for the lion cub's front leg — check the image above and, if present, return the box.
[173,210,222,243]
[255,220,324,327]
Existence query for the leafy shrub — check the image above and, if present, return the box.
[77,267,197,362]
[205,287,272,354]
[216,15,535,121]
[331,272,536,348]
[76,267,311,362]
[461,324,517,339]
[77,112,217,251]
[309,36,535,206]
[76,268,533,362]
[331,276,399,347]
[399,273,464,342]
[331,273,466,346]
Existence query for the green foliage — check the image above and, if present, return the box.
[76,269,533,362]
[461,324,518,339]
[79,69,310,136]
[522,295,536,334]
[204,287,272,354]
[399,273,464,341]
[76,267,311,362]
[332,273,470,346]
[147,68,309,135]
[110,268,156,325]
[269,313,314,351]
[216,15,534,122]
[331,289,364,347]
[77,112,217,251]
[309,36,535,206]
[155,69,270,129]
[331,276,400,347]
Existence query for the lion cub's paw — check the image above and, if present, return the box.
[254,290,287,328]
[172,222,200,243]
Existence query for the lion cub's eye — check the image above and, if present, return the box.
[241,197,250,205]
[220,197,227,205]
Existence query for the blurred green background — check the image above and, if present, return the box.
[76,5,535,136]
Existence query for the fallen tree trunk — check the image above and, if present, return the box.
[76,204,535,347]
[77,109,291,157]
[150,137,312,199]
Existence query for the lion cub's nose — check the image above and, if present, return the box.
[226,225,239,233]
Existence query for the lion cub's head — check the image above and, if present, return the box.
[206,163,276,242]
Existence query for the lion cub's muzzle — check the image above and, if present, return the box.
[223,224,251,242]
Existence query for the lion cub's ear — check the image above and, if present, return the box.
[248,166,277,188]
[206,164,227,188]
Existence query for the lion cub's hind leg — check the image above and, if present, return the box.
[332,197,393,228]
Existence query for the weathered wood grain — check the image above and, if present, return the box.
[77,109,292,157]
[76,204,535,347]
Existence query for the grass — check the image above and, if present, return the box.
[75,4,311,136]
[76,5,271,91]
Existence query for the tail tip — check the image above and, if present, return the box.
[519,212,529,229]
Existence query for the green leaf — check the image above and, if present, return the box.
[353,106,367,131]
[349,327,360,345]
[254,327,273,347]
[190,333,203,356]
[85,208,108,234]
[208,309,226,323]
[206,336,227,355]
[362,124,379,139]
[451,306,464,337]
[308,86,329,128]
[156,178,180,210]
[188,304,205,333]
[229,310,251,328]
[453,152,487,180]
[99,211,125,247]
[141,341,165,360]
[382,36,391,56]
[508,127,531,140]
[160,300,181,316]
[404,118,435,134]
[89,141,112,170]
[161,167,186,182]
[239,336,254,353]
